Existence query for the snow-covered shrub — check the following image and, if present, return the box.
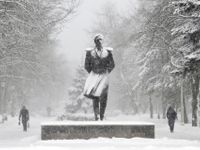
[65,65,92,114]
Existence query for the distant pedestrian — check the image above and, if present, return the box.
[166,105,177,133]
[46,106,52,117]
[83,34,115,121]
[19,105,29,132]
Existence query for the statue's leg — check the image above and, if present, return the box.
[100,92,108,121]
[93,98,100,121]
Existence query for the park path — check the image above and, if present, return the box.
[0,114,200,148]
[108,114,200,141]
[0,116,54,147]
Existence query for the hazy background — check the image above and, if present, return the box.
[57,0,138,76]
[1,0,195,124]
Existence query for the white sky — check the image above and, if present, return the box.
[57,0,138,68]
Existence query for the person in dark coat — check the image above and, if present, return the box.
[83,34,115,121]
[19,105,29,132]
[166,106,177,133]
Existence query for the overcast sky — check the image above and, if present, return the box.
[57,0,138,71]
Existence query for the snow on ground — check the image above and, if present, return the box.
[0,114,200,150]
[108,114,200,141]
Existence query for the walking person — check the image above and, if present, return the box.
[83,34,115,121]
[19,105,29,132]
[166,105,177,133]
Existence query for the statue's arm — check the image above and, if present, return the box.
[84,51,92,73]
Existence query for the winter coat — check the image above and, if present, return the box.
[84,47,115,74]
[166,107,177,121]
[19,108,29,123]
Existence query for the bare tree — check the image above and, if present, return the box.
[0,0,79,116]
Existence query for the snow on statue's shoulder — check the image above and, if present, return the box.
[105,47,113,51]
[85,47,94,51]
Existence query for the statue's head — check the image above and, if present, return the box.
[94,34,104,48]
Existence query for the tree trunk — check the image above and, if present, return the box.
[0,85,2,115]
[11,100,15,117]
[149,95,153,119]
[180,79,184,125]
[162,104,167,119]
[0,82,6,114]
[191,76,199,126]
[157,113,160,119]
[131,99,138,114]
[0,81,7,123]
[156,99,160,119]
[161,88,166,119]
[198,90,200,127]
[183,94,188,123]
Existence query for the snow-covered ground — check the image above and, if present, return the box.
[0,114,200,150]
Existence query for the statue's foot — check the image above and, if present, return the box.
[95,115,99,121]
[100,115,104,121]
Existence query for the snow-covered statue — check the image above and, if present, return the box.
[83,34,115,121]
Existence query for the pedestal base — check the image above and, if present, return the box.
[41,121,155,140]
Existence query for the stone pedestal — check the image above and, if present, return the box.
[41,121,155,140]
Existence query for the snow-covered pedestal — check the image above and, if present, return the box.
[41,121,155,140]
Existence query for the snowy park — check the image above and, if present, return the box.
[1,0,200,150]
[1,115,200,149]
